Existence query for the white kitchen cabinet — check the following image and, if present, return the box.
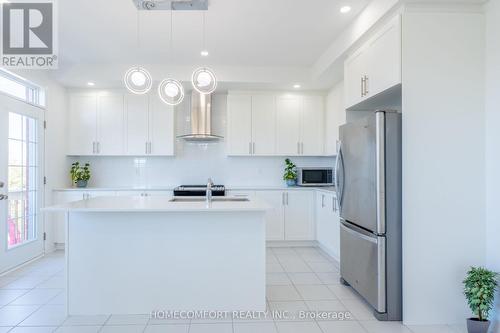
[125,94,150,155]
[255,190,285,241]
[255,190,314,241]
[149,94,175,156]
[115,190,173,197]
[325,83,345,156]
[97,94,125,155]
[227,95,252,155]
[315,191,340,260]
[301,96,324,156]
[68,92,174,156]
[344,15,401,109]
[226,94,276,156]
[276,96,301,155]
[68,94,97,156]
[284,190,314,240]
[251,95,276,155]
[52,190,115,245]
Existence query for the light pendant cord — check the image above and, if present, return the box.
[203,11,206,52]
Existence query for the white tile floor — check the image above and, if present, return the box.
[0,247,467,333]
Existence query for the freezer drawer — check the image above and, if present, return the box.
[340,221,386,313]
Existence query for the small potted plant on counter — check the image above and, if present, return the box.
[283,158,297,187]
[70,162,91,188]
[463,266,498,333]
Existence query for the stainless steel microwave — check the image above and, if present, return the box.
[297,168,334,186]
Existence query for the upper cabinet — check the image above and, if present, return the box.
[68,94,98,156]
[227,92,325,156]
[344,15,402,109]
[68,91,174,156]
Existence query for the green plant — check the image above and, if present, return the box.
[70,162,91,184]
[283,158,297,181]
[463,267,498,321]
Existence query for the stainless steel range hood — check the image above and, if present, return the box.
[177,91,223,142]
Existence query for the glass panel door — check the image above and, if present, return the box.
[0,94,44,274]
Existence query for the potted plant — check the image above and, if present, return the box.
[463,266,498,333]
[70,162,91,188]
[283,158,297,186]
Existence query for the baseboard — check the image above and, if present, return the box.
[0,254,44,277]
[266,240,317,248]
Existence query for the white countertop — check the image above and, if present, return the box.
[52,185,337,194]
[43,196,271,213]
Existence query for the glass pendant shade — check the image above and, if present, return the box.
[124,67,153,94]
[191,67,217,94]
[158,78,185,105]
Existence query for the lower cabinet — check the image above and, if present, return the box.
[315,191,340,260]
[254,190,314,241]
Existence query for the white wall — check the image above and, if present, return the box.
[13,70,68,253]
[485,1,500,331]
[67,93,335,188]
[402,9,486,326]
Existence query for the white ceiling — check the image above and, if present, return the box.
[54,0,369,88]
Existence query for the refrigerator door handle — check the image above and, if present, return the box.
[375,111,386,235]
[340,221,377,244]
[335,140,345,211]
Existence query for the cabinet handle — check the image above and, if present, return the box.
[286,192,289,205]
[321,194,325,208]
[332,197,336,212]
[97,142,100,154]
[364,75,369,96]
[253,142,256,155]
[297,142,300,155]
[92,142,96,154]
[361,77,365,97]
[282,192,285,205]
[301,142,304,155]
[149,142,152,154]
[145,142,148,154]
[249,142,252,155]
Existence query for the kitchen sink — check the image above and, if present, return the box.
[169,197,249,202]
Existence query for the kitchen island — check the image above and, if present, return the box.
[43,196,269,315]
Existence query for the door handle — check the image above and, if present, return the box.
[0,194,8,200]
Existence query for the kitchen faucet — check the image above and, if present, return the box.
[206,178,214,204]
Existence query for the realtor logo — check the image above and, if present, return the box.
[1,1,58,69]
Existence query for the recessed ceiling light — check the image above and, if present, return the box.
[293,84,301,89]
[340,6,351,13]
[87,82,95,86]
[201,50,209,57]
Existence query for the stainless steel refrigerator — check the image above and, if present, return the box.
[335,110,402,321]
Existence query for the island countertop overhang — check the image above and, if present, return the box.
[42,196,271,213]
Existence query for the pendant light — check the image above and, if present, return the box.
[124,10,152,95]
[191,12,217,95]
[158,10,185,106]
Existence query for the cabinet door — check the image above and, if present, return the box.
[97,94,125,155]
[316,192,340,259]
[149,94,174,156]
[325,84,345,156]
[276,96,301,155]
[366,15,401,98]
[344,49,367,109]
[284,190,314,240]
[301,96,324,156]
[68,94,97,155]
[252,95,276,155]
[125,94,149,155]
[227,95,252,155]
[255,190,284,241]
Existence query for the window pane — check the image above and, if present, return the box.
[8,112,23,140]
[27,191,37,216]
[0,75,26,100]
[8,166,24,191]
[28,143,37,167]
[8,139,23,165]
[8,196,24,219]
[27,167,37,191]
[28,118,37,143]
